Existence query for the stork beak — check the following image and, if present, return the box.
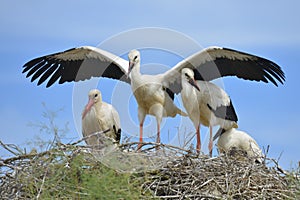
[188,78,200,91]
[127,61,134,78]
[82,98,94,119]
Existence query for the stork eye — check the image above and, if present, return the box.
[185,73,189,78]
[134,56,138,60]
[94,94,98,97]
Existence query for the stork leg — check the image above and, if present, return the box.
[137,107,146,152]
[137,122,144,151]
[196,124,201,154]
[154,104,163,151]
[208,126,213,157]
[156,122,161,150]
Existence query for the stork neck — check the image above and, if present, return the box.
[182,79,198,97]
[94,98,102,110]
[130,63,142,79]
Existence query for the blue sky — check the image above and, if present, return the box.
[0,1,299,170]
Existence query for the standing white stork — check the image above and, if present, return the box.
[22,46,285,152]
[213,128,263,162]
[127,50,187,150]
[82,89,121,146]
[181,68,237,156]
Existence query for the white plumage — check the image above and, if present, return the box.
[181,68,238,155]
[82,89,121,146]
[23,45,285,152]
[127,50,187,150]
[214,128,263,161]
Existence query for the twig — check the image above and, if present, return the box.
[70,129,110,145]
[119,141,193,155]
[0,140,22,156]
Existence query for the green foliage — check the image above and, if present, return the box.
[28,149,149,199]
[286,165,300,198]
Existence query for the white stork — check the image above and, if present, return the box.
[181,68,237,156]
[82,89,121,146]
[22,46,285,152]
[127,49,187,150]
[213,128,263,162]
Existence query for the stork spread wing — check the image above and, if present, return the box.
[22,46,130,87]
[163,46,285,93]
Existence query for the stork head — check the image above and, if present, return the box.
[127,49,140,77]
[82,89,102,119]
[181,68,200,91]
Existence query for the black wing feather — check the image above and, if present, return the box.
[25,61,46,78]
[207,100,238,122]
[213,128,226,141]
[38,63,60,86]
[114,126,121,144]
[31,63,53,82]
[59,60,83,83]
[193,48,285,86]
[47,67,63,87]
[165,87,175,100]
[22,57,45,73]
[22,47,130,87]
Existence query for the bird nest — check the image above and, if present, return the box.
[0,138,299,199]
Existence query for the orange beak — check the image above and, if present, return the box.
[82,98,94,119]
